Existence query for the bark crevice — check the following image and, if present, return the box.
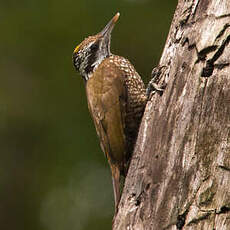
[113,0,230,229]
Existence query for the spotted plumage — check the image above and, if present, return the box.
[106,55,147,156]
[72,13,147,215]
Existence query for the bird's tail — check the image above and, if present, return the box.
[111,164,120,215]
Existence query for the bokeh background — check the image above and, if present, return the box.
[0,0,177,229]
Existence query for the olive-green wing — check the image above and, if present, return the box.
[86,66,127,165]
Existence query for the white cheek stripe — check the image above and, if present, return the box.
[79,41,108,81]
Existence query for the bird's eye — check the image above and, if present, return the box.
[90,43,99,52]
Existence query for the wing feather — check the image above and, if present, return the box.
[86,61,127,166]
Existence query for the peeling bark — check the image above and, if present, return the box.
[113,0,230,229]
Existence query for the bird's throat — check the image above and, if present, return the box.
[81,53,110,81]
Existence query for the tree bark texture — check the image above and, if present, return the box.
[113,0,230,229]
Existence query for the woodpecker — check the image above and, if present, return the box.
[72,13,147,214]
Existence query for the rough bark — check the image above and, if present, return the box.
[113,0,230,229]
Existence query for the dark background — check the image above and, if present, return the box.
[0,0,176,229]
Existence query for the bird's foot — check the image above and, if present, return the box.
[146,65,168,99]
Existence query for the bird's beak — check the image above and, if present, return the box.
[99,12,120,38]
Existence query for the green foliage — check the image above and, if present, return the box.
[0,0,176,229]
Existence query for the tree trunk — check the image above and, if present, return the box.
[113,0,230,229]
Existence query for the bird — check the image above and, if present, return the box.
[72,12,147,214]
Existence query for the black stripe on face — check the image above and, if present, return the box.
[85,41,100,74]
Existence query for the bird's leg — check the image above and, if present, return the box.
[111,164,120,215]
[146,65,168,99]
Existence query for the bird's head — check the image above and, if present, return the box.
[72,12,120,81]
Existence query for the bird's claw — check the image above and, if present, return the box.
[146,65,168,99]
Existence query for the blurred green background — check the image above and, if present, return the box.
[0,0,176,229]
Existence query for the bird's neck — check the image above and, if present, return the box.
[81,50,111,81]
